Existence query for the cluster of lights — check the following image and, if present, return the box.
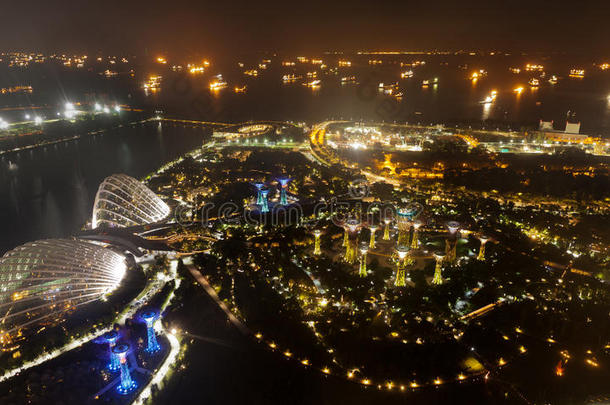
[525,63,544,72]
[209,74,228,91]
[568,69,585,78]
[482,90,498,104]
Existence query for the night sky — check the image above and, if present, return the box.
[1,0,608,56]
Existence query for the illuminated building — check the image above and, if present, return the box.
[411,221,421,249]
[114,343,137,394]
[260,189,269,213]
[383,217,392,241]
[141,309,161,353]
[102,330,121,371]
[477,236,489,261]
[0,239,126,348]
[368,225,378,249]
[313,230,322,255]
[432,253,445,285]
[359,244,369,277]
[92,174,170,229]
[278,178,290,205]
[394,245,410,287]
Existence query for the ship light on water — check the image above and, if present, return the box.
[401,70,414,78]
[514,86,524,94]
[470,69,487,81]
[421,77,438,87]
[528,78,540,87]
[209,75,228,91]
[304,79,321,88]
[481,90,498,104]
[525,63,544,72]
[569,69,585,78]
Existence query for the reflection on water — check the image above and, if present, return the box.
[0,122,206,254]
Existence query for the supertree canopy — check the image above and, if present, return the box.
[102,330,121,371]
[432,253,445,285]
[358,243,369,277]
[343,217,362,264]
[394,245,410,287]
[114,343,137,394]
[277,178,291,206]
[141,309,161,353]
[477,235,490,261]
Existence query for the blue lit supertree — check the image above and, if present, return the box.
[141,309,161,353]
[113,343,137,394]
[102,330,120,371]
[260,189,270,213]
[277,178,291,205]
[253,182,265,205]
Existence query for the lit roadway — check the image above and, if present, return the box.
[308,120,403,187]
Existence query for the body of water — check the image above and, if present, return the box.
[0,121,205,254]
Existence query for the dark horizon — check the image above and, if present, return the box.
[2,0,608,57]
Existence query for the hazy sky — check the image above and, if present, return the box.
[1,0,607,56]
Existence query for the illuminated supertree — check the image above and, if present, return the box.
[260,189,269,213]
[253,182,265,205]
[114,343,137,394]
[411,221,422,249]
[477,235,489,261]
[278,178,291,206]
[359,243,369,277]
[432,253,445,285]
[445,221,460,263]
[396,206,416,246]
[102,330,120,371]
[368,225,379,249]
[343,217,362,264]
[313,229,322,255]
[383,217,392,241]
[394,245,410,287]
[141,309,161,353]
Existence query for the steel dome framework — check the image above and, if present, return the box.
[0,239,126,344]
[92,174,170,228]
